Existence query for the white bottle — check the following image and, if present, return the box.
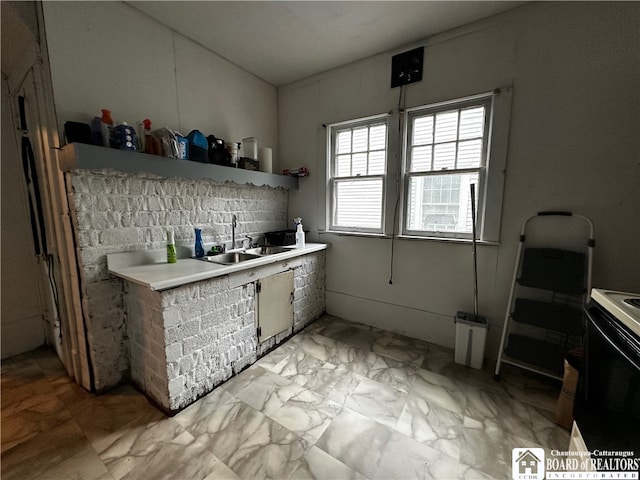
[295,218,305,249]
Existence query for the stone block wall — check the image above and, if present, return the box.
[293,252,326,329]
[68,169,288,391]
[126,250,325,413]
[127,277,257,412]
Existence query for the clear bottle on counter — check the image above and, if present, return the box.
[294,217,305,249]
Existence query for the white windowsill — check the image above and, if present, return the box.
[318,230,499,246]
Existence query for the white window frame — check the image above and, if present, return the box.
[401,89,510,242]
[326,114,389,234]
[402,95,491,239]
[320,88,510,243]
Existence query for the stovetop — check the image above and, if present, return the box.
[591,288,640,337]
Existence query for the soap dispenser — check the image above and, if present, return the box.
[194,228,205,258]
[294,217,305,249]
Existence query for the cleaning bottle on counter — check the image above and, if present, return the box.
[167,229,177,264]
[143,119,152,153]
[100,109,114,148]
[294,217,305,249]
[194,228,205,258]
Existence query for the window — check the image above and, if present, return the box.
[403,96,492,238]
[328,116,388,233]
[322,88,510,242]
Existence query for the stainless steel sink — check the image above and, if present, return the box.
[199,252,262,265]
[245,246,292,255]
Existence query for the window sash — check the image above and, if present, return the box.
[403,169,484,238]
[328,115,388,233]
[331,176,385,232]
[403,96,491,238]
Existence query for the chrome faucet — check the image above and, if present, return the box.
[231,214,238,250]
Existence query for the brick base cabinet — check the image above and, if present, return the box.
[125,251,325,413]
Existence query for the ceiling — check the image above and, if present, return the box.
[125,1,526,86]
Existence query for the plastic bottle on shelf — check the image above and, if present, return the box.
[100,109,113,148]
[294,217,305,249]
[143,119,152,153]
[91,115,103,145]
[112,122,138,151]
[167,229,177,264]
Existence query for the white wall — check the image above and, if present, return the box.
[42,1,278,160]
[1,3,47,359]
[278,3,640,356]
[1,78,45,358]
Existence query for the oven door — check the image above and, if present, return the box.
[575,303,640,451]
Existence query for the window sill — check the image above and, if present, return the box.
[318,230,499,246]
[319,230,388,239]
[397,234,499,246]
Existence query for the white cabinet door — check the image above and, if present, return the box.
[257,270,294,342]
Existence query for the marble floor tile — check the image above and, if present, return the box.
[320,322,383,353]
[372,335,426,366]
[270,388,342,444]
[213,409,312,480]
[411,368,467,415]
[173,385,239,432]
[252,342,296,373]
[420,346,471,383]
[51,374,95,409]
[234,369,304,415]
[316,407,393,479]
[527,403,570,450]
[302,315,339,335]
[31,347,70,383]
[459,415,542,479]
[1,375,57,416]
[2,315,570,480]
[1,354,45,390]
[345,377,408,429]
[373,430,459,480]
[291,446,367,480]
[303,362,363,405]
[396,392,464,460]
[326,342,373,376]
[222,364,268,396]
[270,350,327,387]
[97,417,187,480]
[364,352,417,393]
[1,417,109,480]
[295,333,341,363]
[1,394,72,454]
[68,385,166,454]
[500,365,563,412]
[464,385,534,438]
[457,462,501,479]
[120,431,239,480]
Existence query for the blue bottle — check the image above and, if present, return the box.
[194,228,205,258]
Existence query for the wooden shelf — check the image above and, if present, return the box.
[59,143,298,190]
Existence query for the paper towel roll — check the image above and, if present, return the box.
[259,147,272,173]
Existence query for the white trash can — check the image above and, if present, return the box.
[454,311,488,369]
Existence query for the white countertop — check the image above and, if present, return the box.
[107,243,328,291]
